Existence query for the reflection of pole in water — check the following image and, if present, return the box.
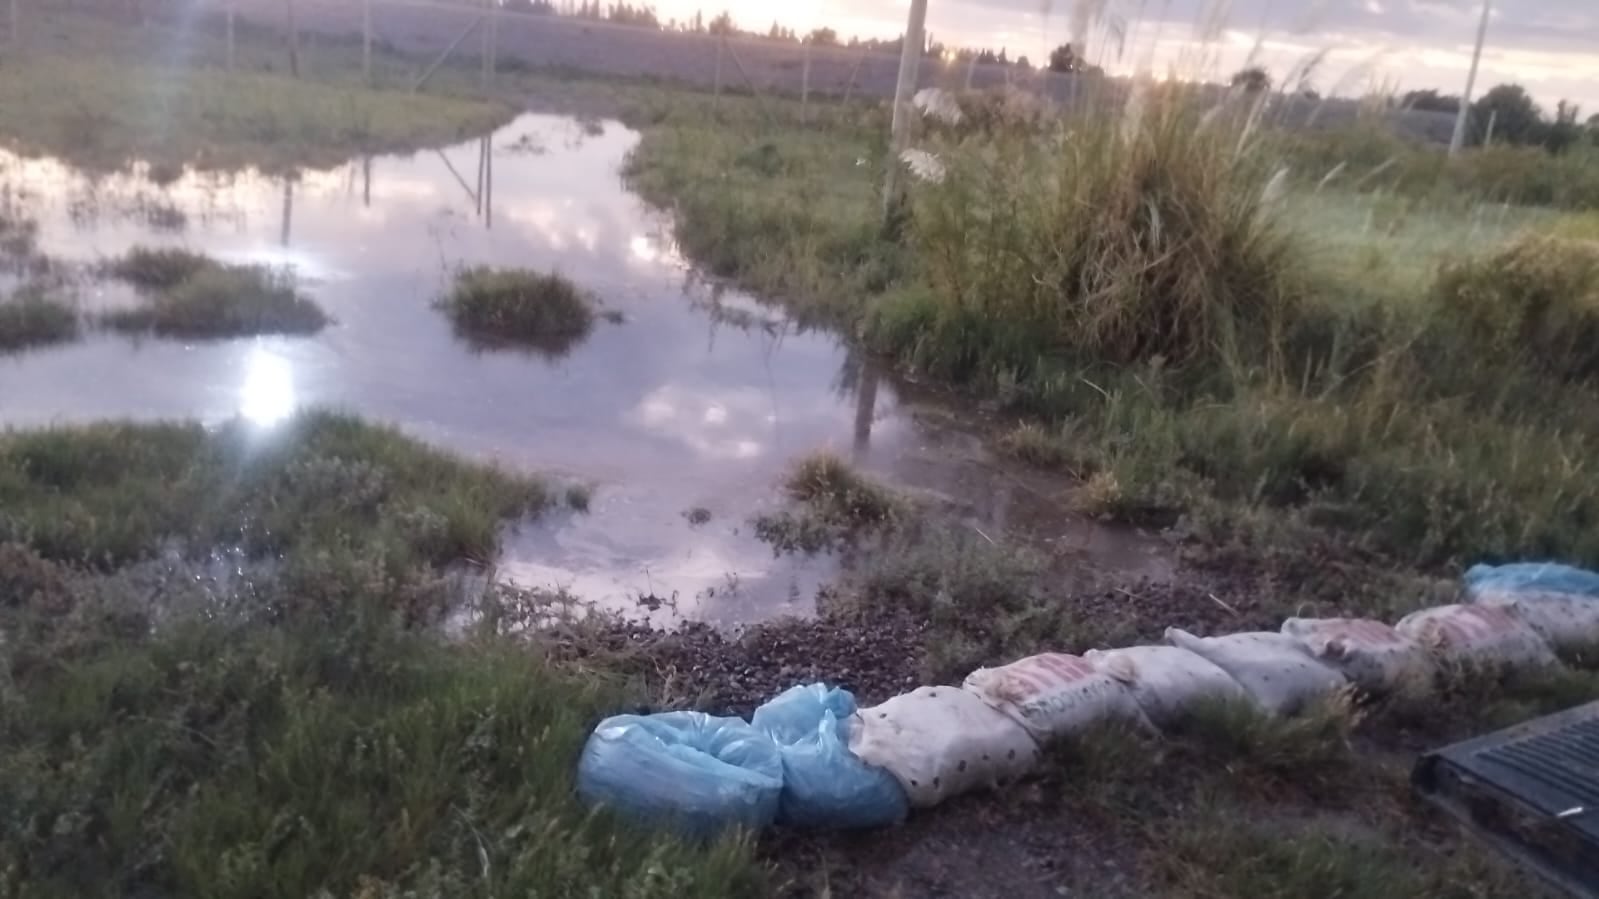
[483,137,494,230]
[475,137,486,219]
[853,362,880,460]
[362,156,371,208]
[279,178,294,247]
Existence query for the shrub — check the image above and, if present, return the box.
[1431,236,1599,382]
[436,266,596,353]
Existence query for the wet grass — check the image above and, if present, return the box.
[104,247,329,338]
[0,411,549,569]
[436,266,597,354]
[620,78,1599,576]
[753,453,902,554]
[0,284,78,352]
[0,546,758,898]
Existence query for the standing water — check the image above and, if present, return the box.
[0,113,1170,623]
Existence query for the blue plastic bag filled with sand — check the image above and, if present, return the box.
[1466,562,1599,600]
[576,711,784,836]
[752,684,909,829]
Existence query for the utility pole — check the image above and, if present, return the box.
[1449,0,1491,157]
[882,0,928,227]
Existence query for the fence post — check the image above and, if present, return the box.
[883,0,928,228]
[362,0,372,83]
[800,41,811,123]
[712,33,724,114]
[285,0,300,78]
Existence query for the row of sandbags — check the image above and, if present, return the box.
[577,562,1599,828]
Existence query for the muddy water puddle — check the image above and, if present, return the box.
[0,113,1171,624]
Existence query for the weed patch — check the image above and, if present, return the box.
[104,247,328,338]
[437,266,597,354]
[0,285,78,352]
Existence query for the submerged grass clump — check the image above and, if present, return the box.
[437,266,597,354]
[0,285,78,352]
[104,247,329,338]
[754,452,903,554]
[0,411,548,568]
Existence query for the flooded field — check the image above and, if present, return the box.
[0,113,1170,623]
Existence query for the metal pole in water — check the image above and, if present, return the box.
[882,0,928,227]
[362,0,372,84]
[1449,0,1491,157]
[480,0,491,93]
[285,0,300,78]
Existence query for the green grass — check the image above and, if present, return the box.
[0,284,78,352]
[752,453,902,555]
[104,247,329,338]
[0,6,514,172]
[0,556,761,899]
[435,266,597,354]
[620,78,1599,573]
[0,411,548,569]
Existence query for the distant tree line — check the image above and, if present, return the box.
[1400,84,1596,154]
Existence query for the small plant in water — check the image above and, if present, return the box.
[683,506,713,526]
[104,261,328,338]
[0,284,79,352]
[564,483,594,512]
[436,266,597,355]
[107,246,212,291]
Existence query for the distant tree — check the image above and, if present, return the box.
[1048,43,1084,73]
[804,27,838,46]
[1016,55,1032,70]
[692,10,703,32]
[1544,100,1583,154]
[1401,89,1461,114]
[708,10,734,35]
[1230,66,1271,93]
[1473,83,1544,146]
[504,0,556,13]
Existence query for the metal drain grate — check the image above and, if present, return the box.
[1415,702,1599,898]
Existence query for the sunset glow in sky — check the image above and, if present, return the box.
[643,1,1599,112]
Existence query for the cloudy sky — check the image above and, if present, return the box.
[648,1,1599,113]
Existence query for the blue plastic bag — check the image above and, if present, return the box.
[751,684,909,830]
[576,711,784,836]
[1465,562,1599,600]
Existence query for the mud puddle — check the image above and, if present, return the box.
[0,113,1172,624]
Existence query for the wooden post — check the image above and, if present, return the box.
[883,0,928,227]
[285,0,300,78]
[480,0,491,92]
[800,41,811,123]
[712,33,725,114]
[362,0,372,83]
[1450,0,1492,156]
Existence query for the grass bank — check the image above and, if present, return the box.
[0,7,513,172]
[105,247,329,338]
[621,80,1599,574]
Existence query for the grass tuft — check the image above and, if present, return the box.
[0,284,79,352]
[104,247,329,338]
[436,266,597,354]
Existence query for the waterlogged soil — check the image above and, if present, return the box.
[0,111,1176,626]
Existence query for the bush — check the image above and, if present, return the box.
[1432,236,1599,382]
[108,246,212,291]
[436,266,596,353]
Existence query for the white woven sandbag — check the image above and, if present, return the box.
[1085,645,1249,728]
[1472,590,1599,657]
[1394,604,1559,672]
[849,686,1039,808]
[1164,629,1349,716]
[1280,618,1433,695]
[962,653,1152,743]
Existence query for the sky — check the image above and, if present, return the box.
[644,1,1599,114]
